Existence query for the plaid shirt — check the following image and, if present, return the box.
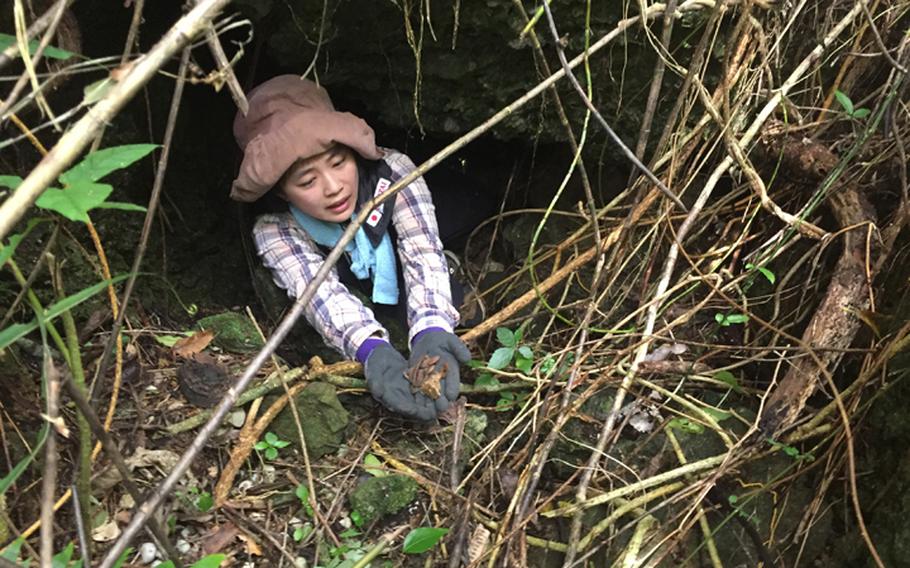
[253,149,459,359]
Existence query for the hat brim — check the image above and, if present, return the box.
[230,110,382,202]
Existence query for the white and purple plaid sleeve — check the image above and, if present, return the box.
[252,212,387,359]
[384,150,460,343]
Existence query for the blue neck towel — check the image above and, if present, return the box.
[290,205,399,305]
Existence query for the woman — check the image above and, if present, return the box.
[230,75,469,422]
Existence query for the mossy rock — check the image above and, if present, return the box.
[271,382,350,459]
[349,475,418,523]
[196,312,264,353]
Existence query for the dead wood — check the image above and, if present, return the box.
[760,185,878,435]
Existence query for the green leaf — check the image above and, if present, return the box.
[402,527,450,554]
[727,494,739,505]
[265,432,278,444]
[83,78,114,105]
[851,107,871,119]
[834,90,854,115]
[196,492,214,512]
[540,355,556,376]
[363,454,386,477]
[59,144,158,186]
[515,356,533,374]
[745,263,776,284]
[271,439,291,449]
[0,175,23,190]
[725,314,749,324]
[350,510,364,528]
[254,441,269,451]
[338,527,361,539]
[95,201,147,213]
[713,370,743,393]
[109,547,133,568]
[487,347,514,370]
[265,447,278,460]
[189,554,226,568]
[0,33,76,60]
[714,313,728,326]
[51,542,75,568]
[473,374,500,390]
[36,183,113,222]
[667,418,704,434]
[0,274,129,351]
[517,345,533,359]
[513,327,524,343]
[295,484,310,503]
[0,218,49,268]
[700,407,732,422]
[153,334,185,347]
[496,327,515,348]
[1,538,23,562]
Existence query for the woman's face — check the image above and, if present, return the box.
[279,145,359,222]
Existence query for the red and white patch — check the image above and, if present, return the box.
[366,208,383,227]
[374,178,391,196]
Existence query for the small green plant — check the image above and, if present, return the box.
[488,327,534,372]
[715,312,749,326]
[292,522,314,543]
[402,526,449,554]
[745,262,776,284]
[176,486,213,513]
[321,528,367,568]
[834,90,872,120]
[767,437,815,462]
[254,431,290,460]
[362,453,387,477]
[295,484,315,516]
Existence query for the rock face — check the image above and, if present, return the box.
[349,474,419,523]
[231,0,676,144]
[271,382,350,459]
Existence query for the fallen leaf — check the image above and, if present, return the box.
[237,533,262,556]
[467,525,490,564]
[173,330,215,358]
[125,447,181,471]
[202,522,240,555]
[92,520,121,542]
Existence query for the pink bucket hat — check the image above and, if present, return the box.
[230,75,383,202]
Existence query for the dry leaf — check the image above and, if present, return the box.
[92,520,121,542]
[202,522,240,555]
[404,355,447,399]
[467,525,490,564]
[173,330,215,358]
[238,533,263,556]
[125,447,181,471]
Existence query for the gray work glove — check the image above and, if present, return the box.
[409,330,471,413]
[364,342,436,422]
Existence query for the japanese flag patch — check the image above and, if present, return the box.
[366,208,383,227]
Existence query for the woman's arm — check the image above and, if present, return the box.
[383,150,460,343]
[253,212,388,360]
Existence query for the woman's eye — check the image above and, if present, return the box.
[300,178,316,188]
[332,157,346,168]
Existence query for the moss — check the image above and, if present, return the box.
[196,311,265,353]
[349,474,419,523]
[271,382,350,459]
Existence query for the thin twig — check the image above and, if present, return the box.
[541,1,687,212]
[89,46,192,402]
[39,357,61,567]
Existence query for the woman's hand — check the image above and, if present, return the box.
[364,343,436,421]
[409,330,471,413]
